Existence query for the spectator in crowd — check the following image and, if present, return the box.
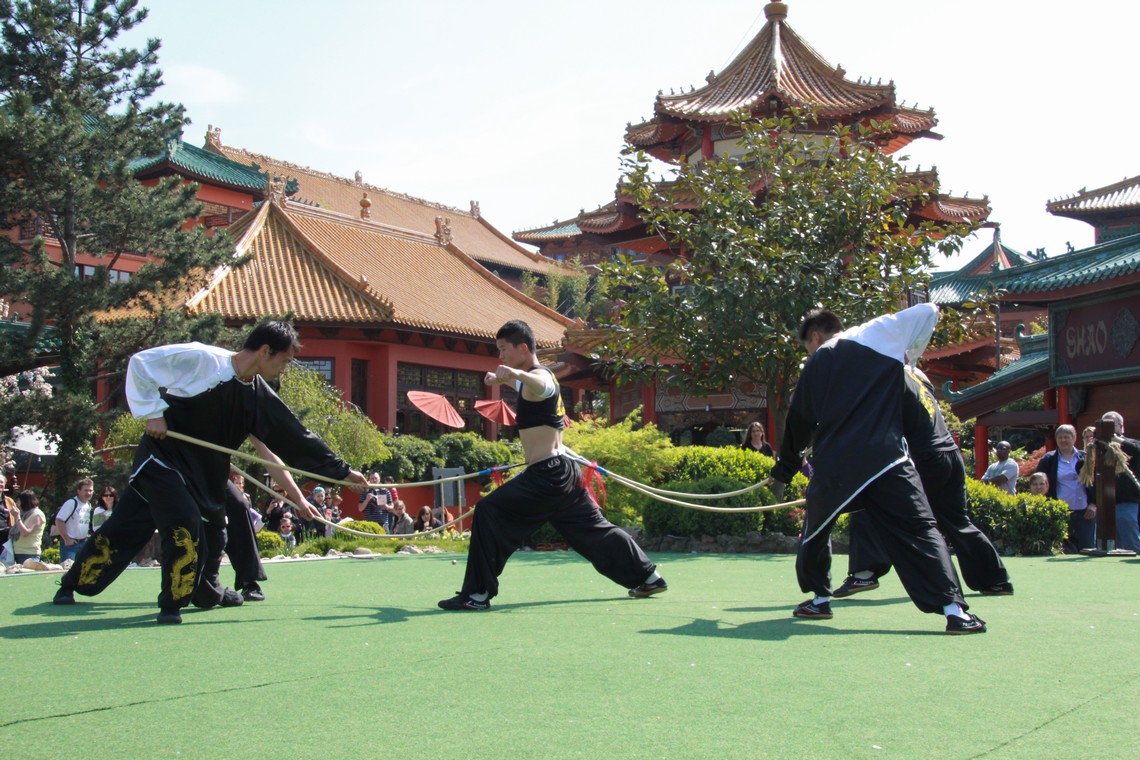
[0,472,14,548]
[55,477,95,563]
[263,486,291,533]
[360,472,394,532]
[12,490,46,563]
[980,441,1018,494]
[324,489,343,538]
[1100,411,1140,552]
[1035,424,1095,553]
[304,486,328,541]
[1027,472,1049,496]
[382,475,400,504]
[278,516,296,551]
[92,486,118,532]
[390,499,414,535]
[414,505,442,532]
[740,421,774,456]
[1082,426,1096,449]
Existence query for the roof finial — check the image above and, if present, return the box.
[360,191,372,220]
[470,200,480,219]
[764,2,788,22]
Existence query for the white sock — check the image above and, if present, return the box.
[814,595,831,605]
[470,592,488,602]
[853,570,875,580]
[943,602,969,620]
[645,570,662,584]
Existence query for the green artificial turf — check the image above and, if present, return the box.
[1,552,1137,759]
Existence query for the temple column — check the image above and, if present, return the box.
[974,424,989,479]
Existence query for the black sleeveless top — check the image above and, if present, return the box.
[514,367,565,430]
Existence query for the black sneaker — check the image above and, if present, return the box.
[832,576,879,598]
[241,584,265,602]
[219,588,244,607]
[792,599,833,619]
[945,613,986,635]
[978,582,1014,596]
[156,611,183,625]
[53,588,75,605]
[438,593,490,611]
[628,577,668,598]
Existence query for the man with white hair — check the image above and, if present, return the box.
[1100,411,1140,552]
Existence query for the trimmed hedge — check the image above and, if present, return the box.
[642,476,768,538]
[256,530,286,558]
[965,479,1068,555]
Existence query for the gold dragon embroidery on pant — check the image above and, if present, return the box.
[77,534,113,587]
[169,527,197,601]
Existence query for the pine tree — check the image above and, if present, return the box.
[0,0,237,505]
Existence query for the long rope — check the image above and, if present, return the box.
[235,462,473,540]
[163,430,523,490]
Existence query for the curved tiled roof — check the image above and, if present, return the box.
[911,195,991,224]
[266,202,574,346]
[930,233,1140,305]
[187,202,393,324]
[208,141,567,277]
[943,333,1049,406]
[1047,174,1140,220]
[625,2,936,150]
[130,140,268,195]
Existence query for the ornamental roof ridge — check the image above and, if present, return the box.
[215,143,474,218]
[281,197,442,245]
[1046,173,1140,216]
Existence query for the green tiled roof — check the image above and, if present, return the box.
[0,321,61,375]
[929,240,1027,304]
[130,139,268,193]
[932,233,1140,304]
[513,218,582,242]
[942,332,1049,404]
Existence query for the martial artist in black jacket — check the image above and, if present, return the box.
[769,304,984,634]
[54,321,367,623]
[840,366,1012,596]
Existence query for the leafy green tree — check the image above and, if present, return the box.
[0,0,238,505]
[597,109,976,439]
[276,364,389,470]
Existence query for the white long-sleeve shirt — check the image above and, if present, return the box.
[125,342,237,420]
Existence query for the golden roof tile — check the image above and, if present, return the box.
[207,141,569,277]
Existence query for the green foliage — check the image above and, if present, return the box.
[518,270,538,300]
[965,479,1068,555]
[765,506,805,537]
[433,432,514,479]
[277,364,388,469]
[256,530,286,558]
[0,1,240,507]
[41,544,59,564]
[343,519,386,535]
[599,107,977,441]
[561,407,676,526]
[642,476,766,537]
[376,434,444,481]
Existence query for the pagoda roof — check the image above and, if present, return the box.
[929,236,1028,304]
[187,200,575,346]
[130,138,268,197]
[206,134,567,278]
[0,320,61,375]
[625,2,938,158]
[1046,173,1140,221]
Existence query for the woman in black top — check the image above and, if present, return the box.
[740,421,773,456]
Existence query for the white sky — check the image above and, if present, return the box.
[124,0,1140,271]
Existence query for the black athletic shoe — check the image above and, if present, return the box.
[53,588,75,605]
[219,588,244,607]
[978,582,1014,596]
[438,593,490,611]
[628,577,668,598]
[156,611,183,625]
[832,576,879,598]
[792,599,833,619]
[241,584,265,602]
[945,613,986,635]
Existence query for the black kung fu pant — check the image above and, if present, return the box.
[460,454,655,600]
[59,460,225,614]
[796,460,966,614]
[848,450,1009,592]
[195,481,267,604]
